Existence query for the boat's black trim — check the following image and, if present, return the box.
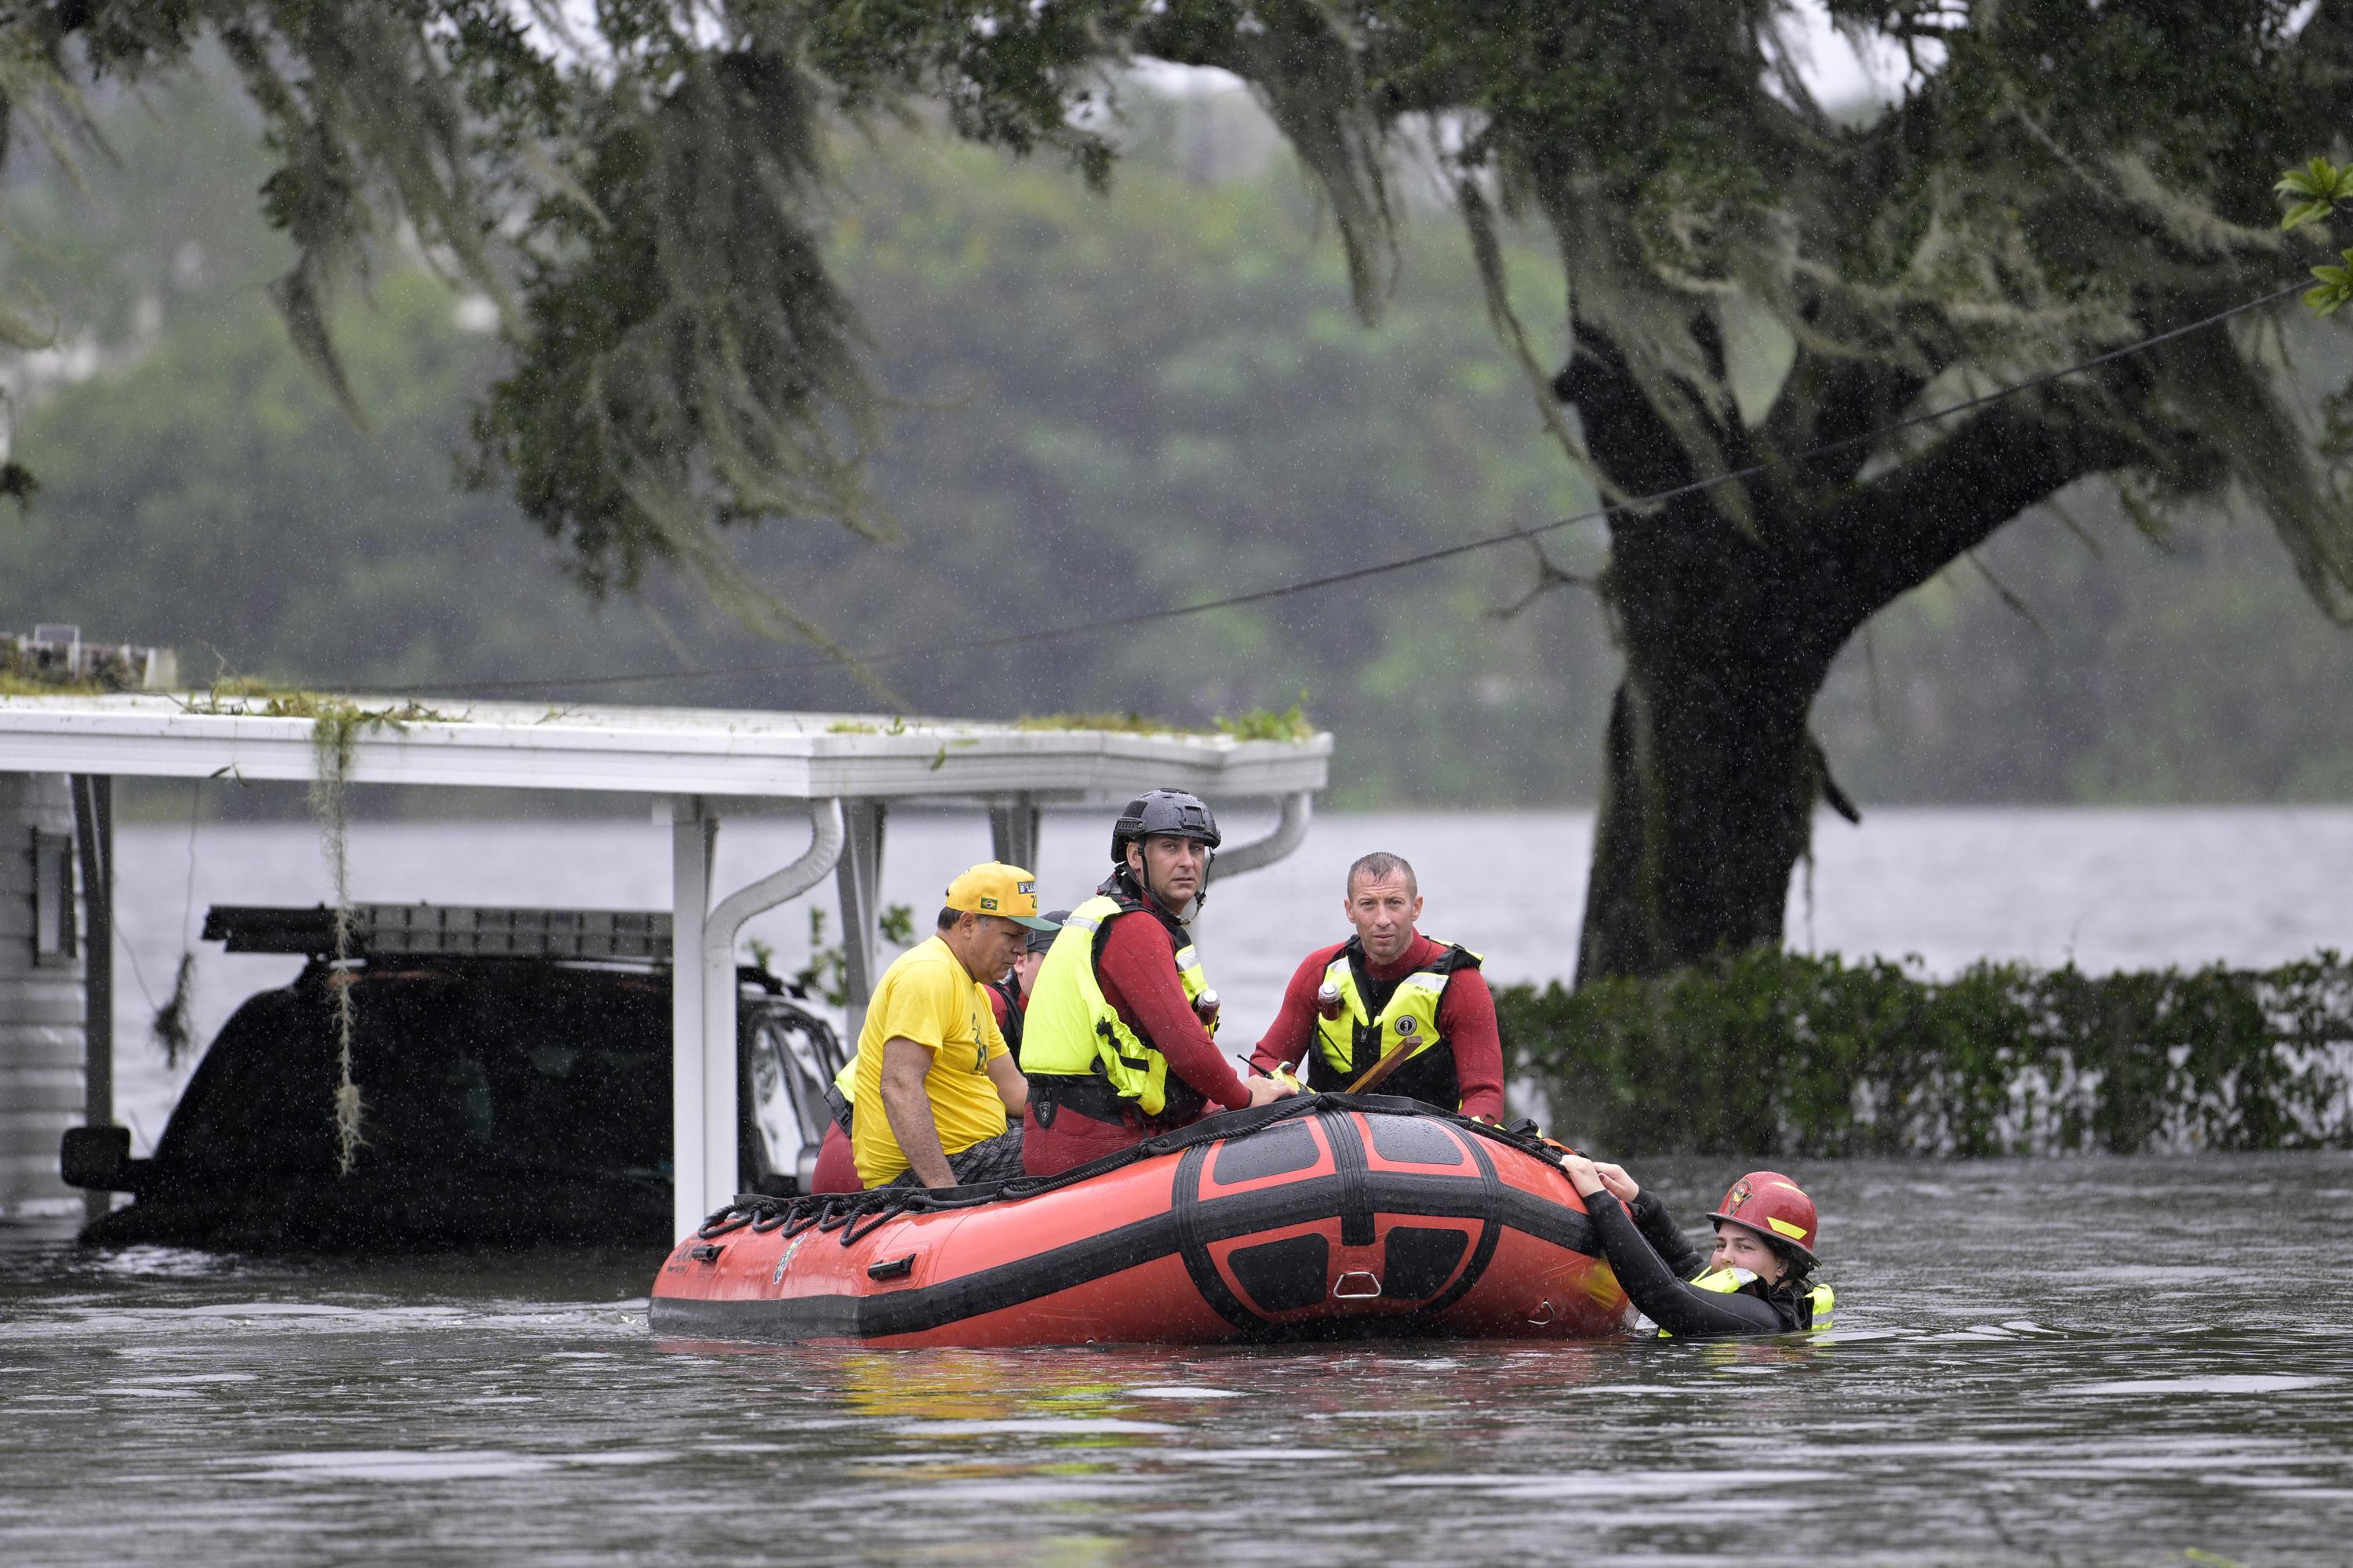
[1209,1119,1319,1184]
[1324,1111,1377,1247]
[1174,1142,1260,1331]
[650,1110,1598,1344]
[1492,1184,1595,1253]
[1380,1226,1471,1300]
[1226,1233,1333,1314]
[1366,1115,1467,1167]
[1423,1122,1504,1316]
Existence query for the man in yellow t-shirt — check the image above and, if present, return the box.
[852,862,1058,1188]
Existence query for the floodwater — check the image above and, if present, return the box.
[6,807,2351,1563]
[6,1151,2352,1565]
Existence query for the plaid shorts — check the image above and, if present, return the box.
[889,1127,1025,1189]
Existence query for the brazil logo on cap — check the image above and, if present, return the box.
[980,896,999,911]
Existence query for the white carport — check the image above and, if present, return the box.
[0,693,1330,1235]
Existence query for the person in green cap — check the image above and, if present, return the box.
[851,862,1059,1189]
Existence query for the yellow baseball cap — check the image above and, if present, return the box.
[944,863,1060,930]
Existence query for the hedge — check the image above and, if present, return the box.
[1497,951,2353,1157]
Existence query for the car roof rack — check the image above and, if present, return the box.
[203,904,672,962]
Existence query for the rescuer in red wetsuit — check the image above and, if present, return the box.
[1249,850,1506,1121]
[1019,791,1293,1175]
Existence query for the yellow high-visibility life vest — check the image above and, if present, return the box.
[1657,1267,1836,1336]
[1020,892,1214,1118]
[1311,939,1481,1085]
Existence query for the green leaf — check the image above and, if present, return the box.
[2278,155,2347,198]
[2282,198,2333,232]
[2277,158,2353,233]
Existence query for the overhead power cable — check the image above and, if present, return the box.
[365,280,2308,699]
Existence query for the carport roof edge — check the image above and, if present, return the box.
[0,693,1331,800]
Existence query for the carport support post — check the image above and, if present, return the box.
[699,799,843,1206]
[670,797,715,1241]
[70,775,111,1225]
[986,796,1039,872]
[835,799,886,1050]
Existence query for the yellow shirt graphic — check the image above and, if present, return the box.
[851,935,1011,1186]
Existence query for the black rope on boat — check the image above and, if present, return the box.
[689,1093,1581,1246]
[696,1210,758,1239]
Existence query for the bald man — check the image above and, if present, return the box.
[1249,851,1504,1119]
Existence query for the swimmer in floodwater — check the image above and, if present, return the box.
[1557,1155,1834,1338]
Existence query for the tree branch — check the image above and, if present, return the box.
[1489,539,1598,620]
[1762,351,1927,491]
[1806,398,2143,642]
[1553,325,1704,501]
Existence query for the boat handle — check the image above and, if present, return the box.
[689,1243,726,1263]
[867,1254,916,1281]
[1526,1300,1555,1326]
[1333,1271,1383,1300]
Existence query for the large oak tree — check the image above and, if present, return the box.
[7,2,2351,977]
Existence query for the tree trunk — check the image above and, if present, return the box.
[1559,326,2147,984]
[1576,516,1833,981]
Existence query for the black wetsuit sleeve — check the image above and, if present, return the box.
[1586,1191,1792,1338]
[1627,1188,1706,1279]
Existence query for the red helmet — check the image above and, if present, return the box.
[1708,1170,1818,1264]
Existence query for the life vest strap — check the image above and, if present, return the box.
[1028,1073,1150,1129]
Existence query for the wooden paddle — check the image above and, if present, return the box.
[1344,1033,1419,1095]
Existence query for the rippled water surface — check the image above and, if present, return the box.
[9,1152,2352,1566]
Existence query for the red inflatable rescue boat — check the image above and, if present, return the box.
[649,1096,1630,1347]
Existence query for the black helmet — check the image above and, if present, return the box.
[1026,910,1069,955]
[1110,789,1222,864]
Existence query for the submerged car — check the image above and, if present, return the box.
[60,904,846,1251]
